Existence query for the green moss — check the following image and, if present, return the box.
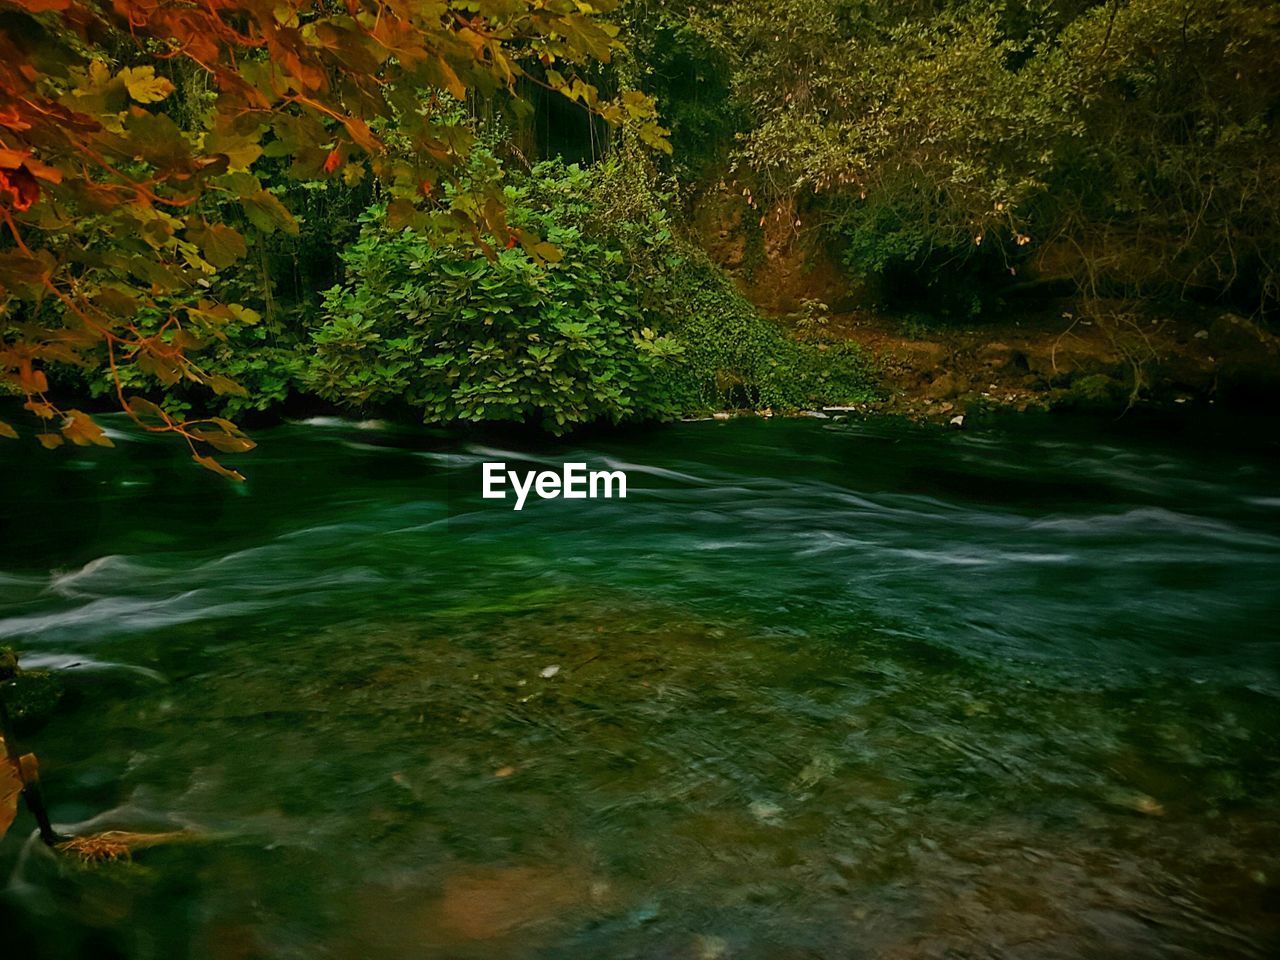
[0,647,65,731]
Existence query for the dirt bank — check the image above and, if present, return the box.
[695,193,1279,424]
[816,305,1280,423]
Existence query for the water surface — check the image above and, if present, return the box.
[1,414,1278,959]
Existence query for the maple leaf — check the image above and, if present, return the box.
[119,66,175,104]
[0,166,40,210]
[61,410,114,447]
[190,222,248,269]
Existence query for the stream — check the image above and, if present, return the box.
[1,413,1277,959]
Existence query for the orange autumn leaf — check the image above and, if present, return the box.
[0,165,40,210]
[188,427,256,454]
[0,0,661,479]
[192,454,245,482]
[7,0,70,10]
[1,741,38,843]
[61,410,114,447]
[18,364,47,394]
[125,396,172,427]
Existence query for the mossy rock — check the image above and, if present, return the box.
[1051,373,1129,412]
[0,648,66,731]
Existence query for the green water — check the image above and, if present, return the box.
[1,414,1278,959]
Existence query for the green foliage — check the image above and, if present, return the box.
[308,189,681,433]
[536,152,876,410]
[830,193,1005,319]
[1043,0,1280,309]
[615,6,745,178]
[648,0,1280,317]
[310,156,875,426]
[789,299,832,337]
[648,250,874,409]
[1,0,668,473]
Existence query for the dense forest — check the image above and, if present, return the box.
[2,0,1278,465]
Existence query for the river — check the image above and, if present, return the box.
[1,413,1277,958]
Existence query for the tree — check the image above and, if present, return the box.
[649,0,1279,318]
[0,0,666,478]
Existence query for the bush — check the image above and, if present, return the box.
[530,155,878,409]
[308,197,682,433]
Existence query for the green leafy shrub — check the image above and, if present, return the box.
[559,152,877,409]
[64,295,308,422]
[308,201,682,432]
[311,157,875,427]
[643,247,874,410]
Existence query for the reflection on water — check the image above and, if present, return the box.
[0,414,1277,958]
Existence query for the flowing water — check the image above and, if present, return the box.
[1,414,1278,959]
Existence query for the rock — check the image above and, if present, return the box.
[887,340,949,377]
[1208,313,1273,355]
[1208,313,1280,405]
[748,799,783,824]
[977,341,1011,364]
[0,648,65,732]
[977,342,1028,372]
[695,934,730,960]
[1024,342,1125,387]
[426,864,602,942]
[1053,373,1128,412]
[1101,787,1165,817]
[1148,355,1215,398]
[924,373,954,399]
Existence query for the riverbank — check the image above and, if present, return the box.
[696,189,1280,429]
[813,306,1280,424]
